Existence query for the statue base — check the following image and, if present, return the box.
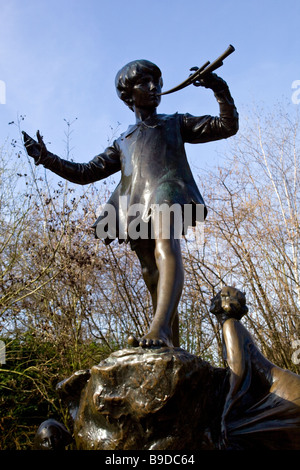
[57,345,300,450]
[57,347,226,450]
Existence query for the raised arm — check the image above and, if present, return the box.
[181,73,239,144]
[23,131,121,185]
[221,319,251,444]
[223,319,248,405]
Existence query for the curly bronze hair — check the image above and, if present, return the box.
[210,286,248,320]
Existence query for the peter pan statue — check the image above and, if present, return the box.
[23,55,238,348]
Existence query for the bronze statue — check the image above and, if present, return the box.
[210,286,300,450]
[33,419,73,450]
[23,54,238,348]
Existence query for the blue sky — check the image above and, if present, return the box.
[0,0,300,173]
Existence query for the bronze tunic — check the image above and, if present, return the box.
[39,88,238,242]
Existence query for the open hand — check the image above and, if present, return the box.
[22,130,47,164]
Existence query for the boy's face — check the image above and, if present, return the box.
[131,74,162,110]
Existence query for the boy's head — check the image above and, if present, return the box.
[115,60,163,111]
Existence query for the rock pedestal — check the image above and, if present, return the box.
[56,287,300,451]
[57,347,226,450]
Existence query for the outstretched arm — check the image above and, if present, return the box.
[181,73,239,144]
[23,131,121,185]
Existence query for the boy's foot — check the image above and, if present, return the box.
[127,329,173,348]
[127,335,140,347]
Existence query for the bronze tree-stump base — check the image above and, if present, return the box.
[57,347,226,450]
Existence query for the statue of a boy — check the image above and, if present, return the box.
[23,59,238,348]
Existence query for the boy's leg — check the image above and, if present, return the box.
[130,236,181,348]
[138,212,184,347]
[143,237,183,347]
[171,311,180,348]
[133,238,159,313]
